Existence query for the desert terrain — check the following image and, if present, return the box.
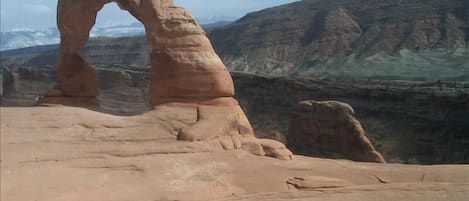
[2,105,468,201]
[1,0,469,200]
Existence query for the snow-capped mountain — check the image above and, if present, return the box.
[0,28,60,51]
[197,16,238,24]
[90,22,145,38]
[0,24,145,51]
[1,16,236,51]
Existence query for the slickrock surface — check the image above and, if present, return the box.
[1,106,469,201]
[287,100,385,163]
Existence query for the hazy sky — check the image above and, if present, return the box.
[0,0,299,31]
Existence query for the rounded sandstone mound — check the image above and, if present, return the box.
[287,100,385,163]
[2,106,468,201]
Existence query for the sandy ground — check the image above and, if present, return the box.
[1,105,468,201]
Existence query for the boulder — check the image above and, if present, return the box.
[287,100,385,163]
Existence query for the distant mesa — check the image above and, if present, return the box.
[210,0,469,80]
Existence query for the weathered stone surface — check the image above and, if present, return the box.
[1,106,468,201]
[44,0,291,159]
[53,0,234,102]
[287,100,385,163]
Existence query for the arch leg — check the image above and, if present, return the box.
[136,1,292,160]
[51,0,108,97]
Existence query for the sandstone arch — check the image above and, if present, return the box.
[44,0,292,160]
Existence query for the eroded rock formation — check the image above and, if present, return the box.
[2,106,469,201]
[210,0,469,78]
[287,100,385,163]
[43,0,292,160]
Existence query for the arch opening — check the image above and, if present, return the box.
[91,2,143,38]
[85,1,151,115]
[53,0,237,106]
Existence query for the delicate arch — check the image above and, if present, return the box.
[54,0,234,102]
[46,0,292,160]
